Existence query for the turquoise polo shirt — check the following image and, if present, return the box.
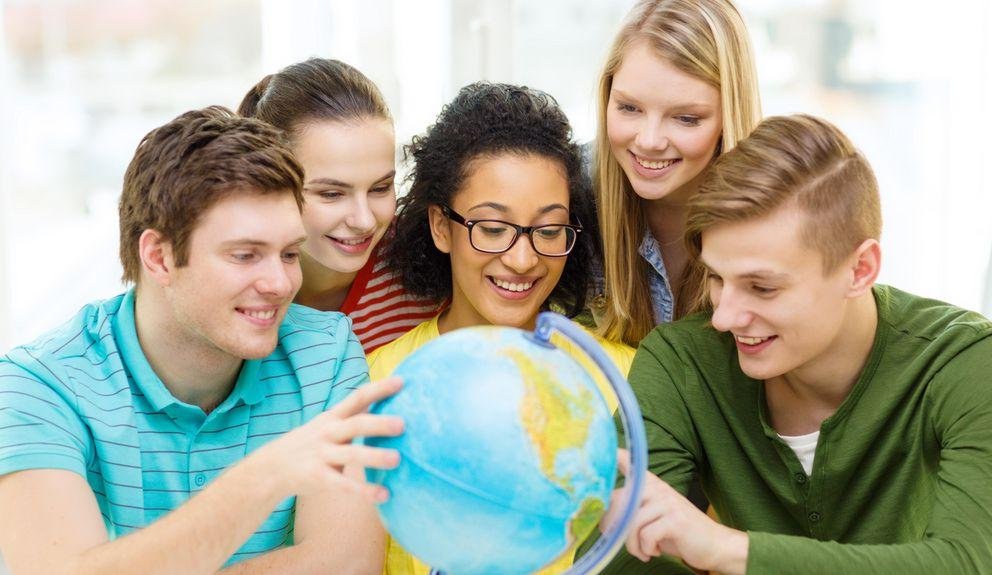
[0,290,369,564]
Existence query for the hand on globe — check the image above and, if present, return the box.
[251,376,406,502]
[607,450,749,575]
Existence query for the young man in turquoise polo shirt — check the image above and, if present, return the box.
[0,107,405,573]
[600,115,992,574]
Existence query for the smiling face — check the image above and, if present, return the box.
[606,39,723,205]
[701,205,858,382]
[164,192,307,360]
[429,153,571,331]
[293,118,396,275]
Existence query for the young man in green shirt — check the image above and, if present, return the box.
[602,114,992,574]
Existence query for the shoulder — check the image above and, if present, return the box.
[638,311,733,363]
[878,285,992,345]
[367,318,439,380]
[629,312,740,406]
[276,304,363,357]
[876,285,992,377]
[268,305,367,411]
[2,295,126,392]
[583,327,637,376]
[281,304,352,336]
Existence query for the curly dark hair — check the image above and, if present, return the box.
[384,82,594,318]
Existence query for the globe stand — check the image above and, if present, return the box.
[428,312,648,575]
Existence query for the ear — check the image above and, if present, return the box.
[428,205,452,254]
[846,239,881,297]
[138,229,175,287]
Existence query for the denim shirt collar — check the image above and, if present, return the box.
[637,230,675,324]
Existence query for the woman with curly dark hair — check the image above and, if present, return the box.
[367,82,636,575]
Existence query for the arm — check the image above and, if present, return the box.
[0,377,404,575]
[220,317,389,574]
[220,465,386,575]
[597,339,708,575]
[615,335,992,574]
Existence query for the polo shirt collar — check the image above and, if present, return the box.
[112,289,267,413]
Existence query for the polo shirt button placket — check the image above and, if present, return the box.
[795,472,807,484]
[808,511,822,523]
[193,473,206,488]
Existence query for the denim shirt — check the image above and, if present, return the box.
[589,229,675,326]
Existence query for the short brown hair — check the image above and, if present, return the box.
[685,114,882,311]
[238,58,391,142]
[118,106,305,283]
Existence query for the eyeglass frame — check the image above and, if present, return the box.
[439,204,583,257]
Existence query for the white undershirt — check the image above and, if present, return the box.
[777,430,820,476]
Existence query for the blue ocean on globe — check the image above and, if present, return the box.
[366,325,618,575]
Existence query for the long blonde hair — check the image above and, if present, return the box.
[595,0,762,345]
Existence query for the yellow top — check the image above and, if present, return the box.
[367,316,636,575]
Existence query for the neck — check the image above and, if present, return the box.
[643,198,689,248]
[134,286,243,413]
[436,295,536,336]
[766,290,879,432]
[294,251,358,312]
[642,196,691,300]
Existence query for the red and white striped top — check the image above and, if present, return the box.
[340,244,443,354]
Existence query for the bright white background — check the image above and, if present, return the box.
[1,1,991,348]
[0,2,991,570]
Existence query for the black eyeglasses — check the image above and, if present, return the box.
[440,205,582,257]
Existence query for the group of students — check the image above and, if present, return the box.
[1,0,990,573]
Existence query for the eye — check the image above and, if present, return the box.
[535,226,564,239]
[282,251,300,263]
[232,252,257,263]
[311,189,343,200]
[706,272,723,284]
[751,285,777,295]
[675,115,701,126]
[478,223,511,237]
[616,102,639,114]
[371,183,394,195]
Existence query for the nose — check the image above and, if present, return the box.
[709,285,751,333]
[345,195,376,233]
[634,116,668,151]
[500,233,540,273]
[256,257,298,299]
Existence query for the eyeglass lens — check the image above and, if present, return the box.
[470,221,576,256]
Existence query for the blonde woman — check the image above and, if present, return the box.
[593,0,762,345]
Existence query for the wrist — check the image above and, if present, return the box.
[234,445,290,503]
[715,528,749,575]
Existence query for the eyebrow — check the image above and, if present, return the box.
[466,201,569,215]
[699,260,790,282]
[221,236,308,249]
[306,170,396,190]
[611,88,715,112]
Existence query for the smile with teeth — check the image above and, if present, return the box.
[491,277,535,292]
[331,236,371,246]
[634,155,679,170]
[736,335,773,345]
[241,309,276,320]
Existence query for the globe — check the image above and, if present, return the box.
[366,313,648,575]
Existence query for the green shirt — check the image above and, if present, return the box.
[603,285,992,574]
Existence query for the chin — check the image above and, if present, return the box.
[232,338,280,360]
[738,361,781,381]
